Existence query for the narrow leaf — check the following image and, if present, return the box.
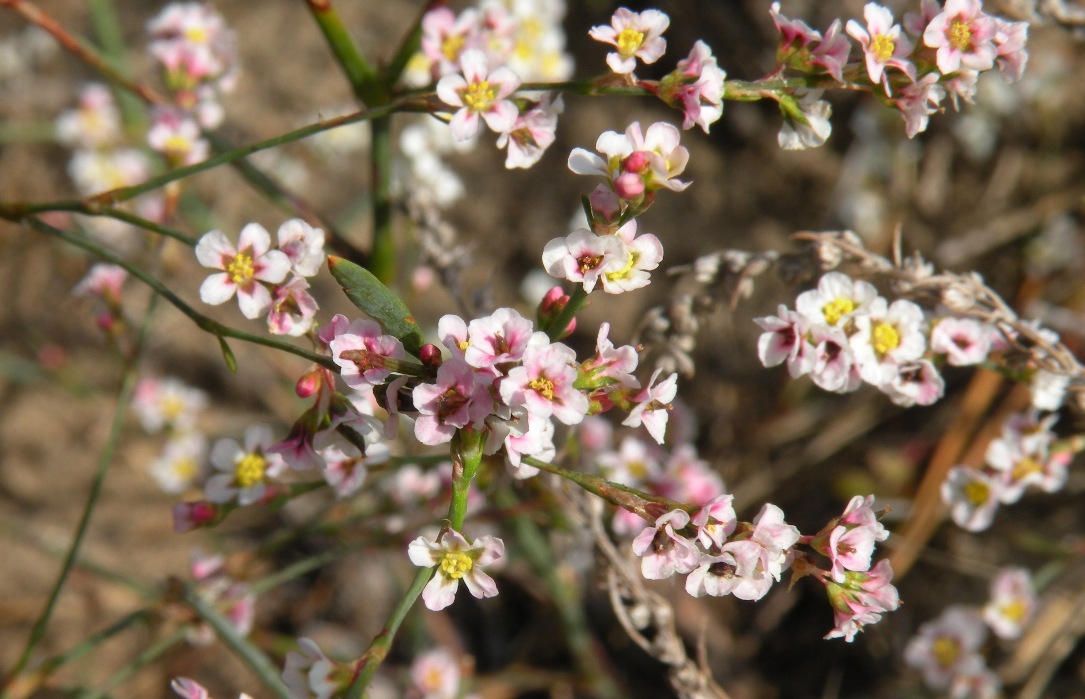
[328,256,425,354]
[218,336,238,372]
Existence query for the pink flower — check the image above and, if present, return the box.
[824,559,900,641]
[589,8,669,75]
[73,263,127,304]
[622,368,678,444]
[660,40,726,133]
[195,224,292,319]
[500,337,589,425]
[931,317,993,365]
[749,502,801,580]
[329,318,407,388]
[598,219,664,294]
[464,307,536,368]
[267,277,318,337]
[436,49,521,140]
[147,107,208,166]
[892,72,945,138]
[827,525,876,583]
[755,304,814,377]
[846,2,917,93]
[923,0,998,74]
[421,7,480,76]
[321,440,388,499]
[542,229,626,292]
[276,218,325,277]
[282,637,343,699]
[811,20,852,81]
[410,648,462,699]
[808,325,861,394]
[631,509,701,579]
[412,358,494,445]
[982,567,1035,639]
[904,606,988,690]
[131,376,207,433]
[408,529,505,611]
[994,19,1028,82]
[769,2,821,52]
[205,424,287,505]
[568,121,690,197]
[497,93,563,169]
[941,466,1002,531]
[581,322,640,389]
[692,494,737,550]
[685,549,747,598]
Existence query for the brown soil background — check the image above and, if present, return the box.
[3,1,1085,697]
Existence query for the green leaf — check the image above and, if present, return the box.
[328,256,425,354]
[217,336,237,372]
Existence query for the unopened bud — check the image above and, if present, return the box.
[419,343,443,368]
[295,369,323,398]
[623,150,650,173]
[614,171,645,200]
[172,501,218,533]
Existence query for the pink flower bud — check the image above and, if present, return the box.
[540,286,569,314]
[623,150,650,173]
[295,369,323,398]
[614,171,645,200]
[589,184,621,223]
[172,501,218,533]
[419,343,444,368]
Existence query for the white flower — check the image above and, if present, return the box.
[408,530,505,611]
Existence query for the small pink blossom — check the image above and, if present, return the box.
[581,322,640,389]
[942,466,1002,532]
[436,49,521,141]
[267,277,318,337]
[589,8,669,75]
[420,7,480,76]
[994,18,1028,82]
[892,72,946,138]
[412,358,494,445]
[568,121,690,197]
[622,368,678,444]
[631,509,701,579]
[329,318,407,388]
[408,529,505,611]
[692,494,737,550]
[811,20,852,81]
[824,559,900,641]
[905,606,988,690]
[500,336,588,425]
[755,304,813,377]
[496,93,563,169]
[204,424,287,506]
[598,219,664,294]
[846,2,917,93]
[923,0,998,74]
[195,224,292,319]
[147,107,208,166]
[276,218,325,277]
[982,567,1035,639]
[661,40,725,133]
[74,263,127,304]
[282,637,343,699]
[464,307,536,368]
[931,317,993,365]
[769,2,821,53]
[410,648,462,699]
[542,229,625,292]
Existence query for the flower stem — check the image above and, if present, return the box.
[78,626,189,699]
[21,217,338,371]
[369,115,396,283]
[183,586,291,699]
[4,268,157,685]
[305,0,388,107]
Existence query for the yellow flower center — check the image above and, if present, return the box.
[1012,457,1043,481]
[948,20,972,50]
[163,134,192,159]
[1000,599,1028,623]
[528,376,556,400]
[235,452,267,488]
[462,80,495,112]
[441,35,465,62]
[822,297,856,326]
[870,34,895,63]
[932,636,961,668]
[173,457,199,481]
[439,551,473,580]
[963,479,990,507]
[161,395,185,420]
[226,251,255,285]
[184,26,209,44]
[872,322,900,356]
[605,249,638,282]
[617,27,645,57]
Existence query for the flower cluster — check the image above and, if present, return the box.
[184,550,256,646]
[942,410,1073,531]
[767,0,1028,145]
[130,375,210,494]
[407,0,572,170]
[905,568,1035,696]
[195,218,325,336]
[755,271,1008,407]
[590,8,727,134]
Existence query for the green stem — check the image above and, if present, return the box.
[87,0,144,131]
[496,487,621,697]
[305,0,388,106]
[448,429,485,531]
[344,567,433,699]
[543,286,588,341]
[21,217,337,370]
[35,609,152,680]
[5,270,156,684]
[369,116,395,283]
[521,456,690,521]
[78,627,188,699]
[380,1,439,88]
[183,586,290,699]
